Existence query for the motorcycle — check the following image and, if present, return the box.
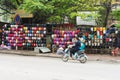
[62,45,88,63]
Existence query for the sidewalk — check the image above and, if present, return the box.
[0,49,120,63]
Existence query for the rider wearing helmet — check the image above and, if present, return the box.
[79,37,85,51]
[70,37,81,57]
[77,32,86,55]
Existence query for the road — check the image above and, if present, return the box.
[0,54,120,80]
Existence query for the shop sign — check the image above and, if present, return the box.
[11,10,33,18]
[76,11,96,26]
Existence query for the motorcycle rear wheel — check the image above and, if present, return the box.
[62,54,69,62]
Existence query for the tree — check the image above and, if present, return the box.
[0,0,105,24]
[95,0,120,27]
[47,0,100,24]
[18,0,54,23]
[96,0,112,27]
[18,0,102,24]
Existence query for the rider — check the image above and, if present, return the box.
[79,32,86,52]
[70,37,81,57]
[79,37,85,52]
[70,33,86,57]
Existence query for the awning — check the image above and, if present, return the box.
[11,10,33,18]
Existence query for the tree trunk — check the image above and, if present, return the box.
[103,8,111,27]
[103,2,112,27]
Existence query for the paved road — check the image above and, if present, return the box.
[0,54,120,80]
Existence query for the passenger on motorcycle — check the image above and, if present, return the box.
[78,32,86,52]
[79,37,85,51]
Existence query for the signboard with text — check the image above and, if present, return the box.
[76,11,96,26]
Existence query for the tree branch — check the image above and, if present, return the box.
[0,12,6,15]
[14,0,24,6]
[15,0,21,5]
[1,0,17,9]
[0,6,13,14]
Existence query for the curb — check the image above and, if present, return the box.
[0,50,120,63]
[0,50,36,56]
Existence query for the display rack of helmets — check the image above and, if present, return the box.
[80,27,106,48]
[22,25,46,50]
[77,27,107,54]
[2,24,46,50]
[77,26,120,54]
[2,25,24,48]
[51,24,80,49]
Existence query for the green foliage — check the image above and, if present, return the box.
[47,16,61,23]
[18,0,54,23]
[19,0,99,23]
[19,0,54,13]
[1,0,107,24]
[69,12,78,19]
[115,23,120,29]
[111,10,120,21]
